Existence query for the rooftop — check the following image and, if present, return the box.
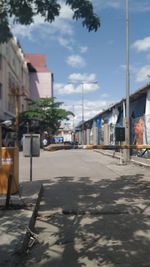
[25,53,50,73]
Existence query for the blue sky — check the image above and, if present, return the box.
[12,0,150,125]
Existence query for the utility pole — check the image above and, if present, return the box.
[125,0,130,163]
[81,83,84,145]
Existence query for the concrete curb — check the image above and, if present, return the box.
[17,184,44,254]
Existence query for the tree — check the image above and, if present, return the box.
[0,0,100,43]
[19,97,74,136]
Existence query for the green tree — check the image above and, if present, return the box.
[19,97,74,135]
[0,0,100,43]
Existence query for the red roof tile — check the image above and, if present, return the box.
[25,53,50,73]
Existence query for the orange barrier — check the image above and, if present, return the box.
[84,144,150,150]
[0,147,19,195]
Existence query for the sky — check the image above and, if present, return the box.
[12,0,150,126]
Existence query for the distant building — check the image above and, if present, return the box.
[25,54,54,100]
[76,83,150,152]
[0,37,29,121]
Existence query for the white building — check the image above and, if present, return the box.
[0,37,29,122]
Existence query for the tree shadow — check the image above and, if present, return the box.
[13,174,150,267]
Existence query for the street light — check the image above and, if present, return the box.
[125,0,130,163]
[68,81,98,145]
[81,81,98,145]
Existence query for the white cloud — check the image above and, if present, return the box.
[79,46,88,53]
[11,2,74,41]
[68,73,97,83]
[133,36,150,52]
[136,65,150,82]
[57,36,73,50]
[66,55,86,68]
[54,78,99,95]
[61,99,113,124]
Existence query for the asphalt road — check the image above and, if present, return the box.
[16,149,150,267]
[19,149,149,182]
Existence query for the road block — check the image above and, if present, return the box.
[0,147,19,195]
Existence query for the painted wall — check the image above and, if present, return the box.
[29,72,52,100]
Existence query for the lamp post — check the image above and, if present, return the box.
[81,81,98,145]
[125,0,130,163]
[81,83,85,145]
[67,81,98,145]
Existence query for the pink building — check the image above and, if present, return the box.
[25,54,53,100]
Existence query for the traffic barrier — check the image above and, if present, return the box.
[84,144,150,150]
[0,147,19,194]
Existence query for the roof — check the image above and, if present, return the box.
[85,82,150,124]
[25,53,50,73]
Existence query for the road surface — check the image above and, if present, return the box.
[2,149,150,267]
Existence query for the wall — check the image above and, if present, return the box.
[0,38,29,121]
[29,72,52,100]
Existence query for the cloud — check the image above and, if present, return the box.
[79,46,88,53]
[57,36,73,50]
[68,73,97,83]
[66,55,86,68]
[54,78,99,95]
[61,99,113,124]
[11,2,74,41]
[133,36,150,52]
[136,65,150,82]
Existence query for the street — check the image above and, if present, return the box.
[19,149,150,182]
[1,149,150,267]
[18,149,150,267]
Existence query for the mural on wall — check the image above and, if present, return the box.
[144,115,150,144]
[133,117,144,145]
[144,89,150,144]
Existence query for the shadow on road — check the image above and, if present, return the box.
[1,174,150,266]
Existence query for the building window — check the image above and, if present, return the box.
[0,83,2,99]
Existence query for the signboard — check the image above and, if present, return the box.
[115,127,125,142]
[23,134,40,157]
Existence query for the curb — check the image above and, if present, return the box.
[17,184,44,254]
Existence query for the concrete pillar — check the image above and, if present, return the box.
[104,124,109,145]
[86,128,90,145]
[79,131,82,144]
[93,127,98,145]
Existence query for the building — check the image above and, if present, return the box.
[0,37,29,122]
[76,83,150,155]
[25,54,54,100]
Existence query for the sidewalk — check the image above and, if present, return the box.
[94,149,150,167]
[0,180,43,267]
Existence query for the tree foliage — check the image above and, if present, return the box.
[19,97,74,135]
[0,0,100,43]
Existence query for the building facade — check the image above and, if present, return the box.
[25,54,53,100]
[0,37,29,122]
[76,83,150,156]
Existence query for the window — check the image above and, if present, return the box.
[0,83,2,99]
